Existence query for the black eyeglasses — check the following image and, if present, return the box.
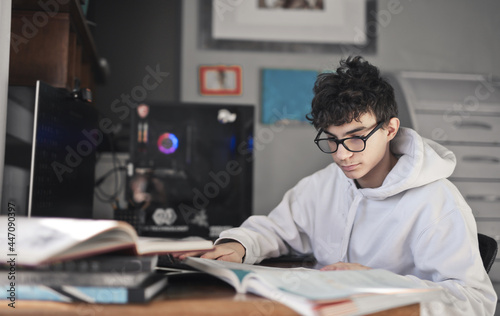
[314,121,384,154]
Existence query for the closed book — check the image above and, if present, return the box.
[10,270,152,287]
[19,255,158,273]
[2,274,168,304]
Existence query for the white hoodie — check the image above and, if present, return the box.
[218,127,497,315]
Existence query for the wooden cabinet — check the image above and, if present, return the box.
[9,0,106,91]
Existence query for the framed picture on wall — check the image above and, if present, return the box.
[261,68,318,124]
[199,0,377,54]
[212,0,367,45]
[199,65,243,96]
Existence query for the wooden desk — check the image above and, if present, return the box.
[0,273,419,316]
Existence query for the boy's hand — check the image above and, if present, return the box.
[320,262,371,271]
[175,242,246,263]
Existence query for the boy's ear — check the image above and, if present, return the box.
[386,117,400,141]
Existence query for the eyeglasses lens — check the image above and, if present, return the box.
[317,135,365,153]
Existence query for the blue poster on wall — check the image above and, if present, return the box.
[261,68,318,125]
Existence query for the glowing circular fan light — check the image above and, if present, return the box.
[157,133,179,154]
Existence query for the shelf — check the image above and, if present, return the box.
[9,0,106,90]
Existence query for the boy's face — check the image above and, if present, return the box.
[324,112,398,188]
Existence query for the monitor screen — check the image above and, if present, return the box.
[28,81,98,218]
[124,102,254,239]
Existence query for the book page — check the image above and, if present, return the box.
[183,257,247,292]
[135,237,213,254]
[185,258,437,301]
[254,268,433,301]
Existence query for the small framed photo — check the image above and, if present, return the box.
[199,65,242,96]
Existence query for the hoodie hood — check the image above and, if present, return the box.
[357,127,456,199]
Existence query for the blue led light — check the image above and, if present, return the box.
[157,133,179,154]
[229,135,236,152]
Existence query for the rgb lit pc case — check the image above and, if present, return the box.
[121,103,254,239]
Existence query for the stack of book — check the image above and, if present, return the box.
[0,216,214,304]
[2,255,166,303]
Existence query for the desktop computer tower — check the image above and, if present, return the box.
[118,103,254,240]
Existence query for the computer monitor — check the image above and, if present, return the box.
[122,102,254,239]
[28,81,98,218]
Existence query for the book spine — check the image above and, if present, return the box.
[21,255,158,273]
[13,271,151,287]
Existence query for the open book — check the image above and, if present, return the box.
[0,216,213,267]
[184,257,441,316]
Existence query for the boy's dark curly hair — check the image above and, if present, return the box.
[306,56,398,130]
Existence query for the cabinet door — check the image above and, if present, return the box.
[9,11,71,88]
[453,181,500,218]
[446,145,500,180]
[415,113,500,144]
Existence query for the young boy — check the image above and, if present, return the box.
[179,56,496,315]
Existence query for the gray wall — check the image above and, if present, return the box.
[92,0,181,152]
[180,0,500,215]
